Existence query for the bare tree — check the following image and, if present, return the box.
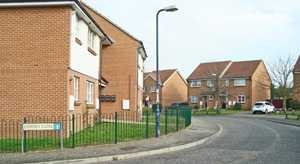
[264,55,296,111]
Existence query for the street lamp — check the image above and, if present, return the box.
[212,73,219,115]
[156,5,178,138]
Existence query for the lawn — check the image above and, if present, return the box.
[193,109,246,115]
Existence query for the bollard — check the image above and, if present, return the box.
[280,109,282,115]
[298,115,300,120]
[285,114,288,119]
[292,110,294,115]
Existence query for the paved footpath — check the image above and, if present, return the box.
[0,117,222,164]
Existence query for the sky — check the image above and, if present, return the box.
[83,0,300,79]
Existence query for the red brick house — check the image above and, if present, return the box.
[82,2,147,115]
[143,69,187,107]
[293,55,300,101]
[187,60,271,110]
[0,0,112,120]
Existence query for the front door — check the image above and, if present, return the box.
[221,96,227,109]
[203,96,208,108]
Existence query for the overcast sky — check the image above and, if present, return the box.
[83,0,300,79]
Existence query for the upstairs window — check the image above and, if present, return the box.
[207,80,214,87]
[88,29,96,50]
[226,80,229,87]
[75,16,80,39]
[151,86,157,92]
[234,79,245,86]
[191,80,201,87]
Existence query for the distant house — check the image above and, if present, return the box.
[82,2,147,115]
[143,69,187,107]
[187,60,271,110]
[0,0,113,121]
[293,55,300,101]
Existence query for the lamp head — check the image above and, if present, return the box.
[164,5,178,12]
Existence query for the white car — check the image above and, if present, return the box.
[252,101,275,114]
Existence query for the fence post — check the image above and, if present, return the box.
[72,114,75,149]
[24,117,26,153]
[115,112,118,144]
[146,110,149,139]
[165,108,168,135]
[176,108,179,132]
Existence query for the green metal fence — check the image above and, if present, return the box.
[0,107,191,153]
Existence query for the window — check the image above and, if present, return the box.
[88,29,96,49]
[234,79,245,86]
[191,80,201,87]
[226,80,229,87]
[75,16,80,39]
[207,80,214,87]
[237,95,245,103]
[191,96,198,103]
[74,77,79,100]
[151,86,157,92]
[209,95,213,100]
[86,81,94,104]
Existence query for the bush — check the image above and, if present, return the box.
[233,103,242,110]
[290,99,300,109]
[142,106,152,115]
[194,104,200,109]
[152,104,162,112]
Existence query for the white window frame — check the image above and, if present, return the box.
[191,96,198,103]
[191,80,201,87]
[74,77,79,100]
[88,29,96,50]
[234,79,245,86]
[151,86,157,92]
[75,16,80,39]
[226,79,229,87]
[86,81,94,104]
[209,95,213,100]
[207,80,214,87]
[237,95,245,103]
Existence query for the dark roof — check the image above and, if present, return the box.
[294,55,300,72]
[0,0,112,44]
[187,61,231,80]
[222,60,262,78]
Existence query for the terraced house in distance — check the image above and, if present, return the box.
[0,0,112,121]
[187,60,271,110]
[82,2,147,119]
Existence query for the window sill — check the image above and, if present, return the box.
[75,37,83,46]
[74,101,81,106]
[86,104,95,109]
[191,102,198,104]
[88,47,97,56]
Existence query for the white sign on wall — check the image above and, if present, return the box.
[200,101,203,105]
[228,101,232,106]
[233,101,236,105]
[69,96,74,111]
[96,98,99,109]
[123,100,130,110]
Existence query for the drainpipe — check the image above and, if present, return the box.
[249,77,252,111]
[99,37,106,115]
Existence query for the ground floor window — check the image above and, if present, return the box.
[237,95,245,103]
[86,81,94,104]
[191,96,198,103]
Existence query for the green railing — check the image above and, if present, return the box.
[0,107,191,153]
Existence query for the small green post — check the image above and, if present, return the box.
[146,110,149,139]
[72,114,75,149]
[165,108,168,135]
[24,117,26,153]
[176,108,179,132]
[115,112,118,144]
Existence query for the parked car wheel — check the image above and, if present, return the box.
[265,109,268,114]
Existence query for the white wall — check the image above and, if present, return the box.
[138,53,144,87]
[70,11,100,79]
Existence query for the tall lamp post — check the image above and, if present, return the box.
[156,5,178,138]
[212,74,219,115]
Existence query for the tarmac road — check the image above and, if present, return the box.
[102,114,300,164]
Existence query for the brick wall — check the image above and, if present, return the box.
[0,7,72,121]
[162,72,187,107]
[83,4,142,114]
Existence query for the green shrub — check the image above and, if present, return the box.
[152,104,162,112]
[142,106,152,115]
[194,104,200,109]
[290,99,300,109]
[233,103,242,110]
